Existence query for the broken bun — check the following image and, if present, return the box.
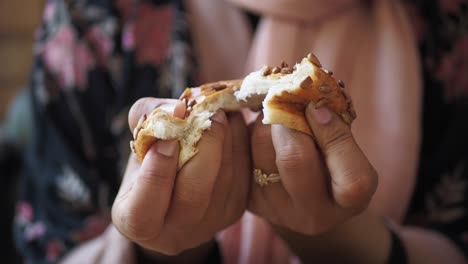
[132,53,356,169]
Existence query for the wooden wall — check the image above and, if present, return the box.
[0,0,44,120]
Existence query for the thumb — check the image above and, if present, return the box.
[112,141,179,242]
[305,103,378,210]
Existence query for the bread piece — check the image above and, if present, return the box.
[132,80,253,168]
[132,54,356,169]
[236,57,355,135]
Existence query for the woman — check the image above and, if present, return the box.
[15,0,467,263]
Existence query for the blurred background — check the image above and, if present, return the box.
[0,0,44,118]
[0,0,44,262]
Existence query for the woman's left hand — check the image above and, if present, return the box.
[248,103,378,235]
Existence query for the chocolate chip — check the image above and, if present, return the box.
[272,67,281,74]
[300,76,313,89]
[324,69,333,76]
[307,53,322,68]
[338,80,345,88]
[281,61,289,68]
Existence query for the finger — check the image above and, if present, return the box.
[223,113,250,222]
[249,115,290,223]
[305,103,378,210]
[271,124,330,212]
[129,98,185,131]
[203,112,234,232]
[112,140,179,241]
[167,111,227,227]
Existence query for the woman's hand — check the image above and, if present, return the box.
[248,103,378,235]
[112,98,251,257]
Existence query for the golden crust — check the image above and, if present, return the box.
[264,59,355,135]
[132,54,356,169]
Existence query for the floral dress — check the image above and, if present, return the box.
[14,0,468,263]
[14,0,197,263]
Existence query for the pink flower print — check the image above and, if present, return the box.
[25,222,46,241]
[43,2,56,21]
[74,43,95,90]
[42,25,96,91]
[437,35,468,100]
[439,0,464,13]
[43,26,75,89]
[133,4,173,67]
[122,23,135,51]
[71,215,110,242]
[17,201,33,223]
[86,26,114,67]
[46,240,65,262]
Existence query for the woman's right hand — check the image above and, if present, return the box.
[111,98,251,256]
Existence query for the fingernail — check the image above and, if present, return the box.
[307,102,332,125]
[211,111,226,124]
[156,140,178,157]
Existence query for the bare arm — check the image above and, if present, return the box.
[276,210,466,263]
[350,9,422,222]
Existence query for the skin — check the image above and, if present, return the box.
[248,106,377,236]
[112,98,466,263]
[249,104,466,263]
[112,98,251,261]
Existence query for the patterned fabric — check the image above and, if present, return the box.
[13,0,468,263]
[13,0,197,263]
[404,0,468,256]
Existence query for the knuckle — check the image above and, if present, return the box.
[139,163,174,188]
[356,165,379,203]
[232,126,249,156]
[172,191,207,225]
[251,124,272,148]
[232,139,249,159]
[112,206,159,242]
[322,127,353,157]
[335,164,378,210]
[276,144,309,172]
